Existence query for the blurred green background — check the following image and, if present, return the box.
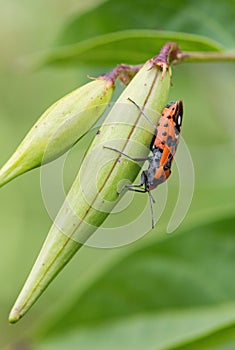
[0,0,235,349]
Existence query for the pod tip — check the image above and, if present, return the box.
[9,307,22,324]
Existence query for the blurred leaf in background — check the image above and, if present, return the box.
[0,0,235,349]
[33,0,235,68]
[56,0,235,47]
[35,217,235,350]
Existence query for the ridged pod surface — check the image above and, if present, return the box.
[9,59,171,323]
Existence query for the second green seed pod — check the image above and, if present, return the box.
[0,78,114,188]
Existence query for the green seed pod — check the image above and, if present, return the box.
[0,78,114,188]
[9,58,171,323]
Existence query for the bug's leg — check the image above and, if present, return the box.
[148,190,155,204]
[118,183,145,195]
[140,171,155,228]
[118,171,147,195]
[122,186,156,229]
[118,183,146,197]
[120,170,156,229]
[148,191,155,229]
[103,146,151,162]
[127,97,158,135]
[140,172,155,228]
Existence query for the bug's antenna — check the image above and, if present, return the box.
[128,97,157,133]
[148,191,155,229]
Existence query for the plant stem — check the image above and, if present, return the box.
[176,51,235,63]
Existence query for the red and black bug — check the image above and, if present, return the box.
[104,98,183,228]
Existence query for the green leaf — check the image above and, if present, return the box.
[57,0,235,49]
[35,30,223,68]
[169,322,235,350]
[32,216,235,349]
[37,306,235,350]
